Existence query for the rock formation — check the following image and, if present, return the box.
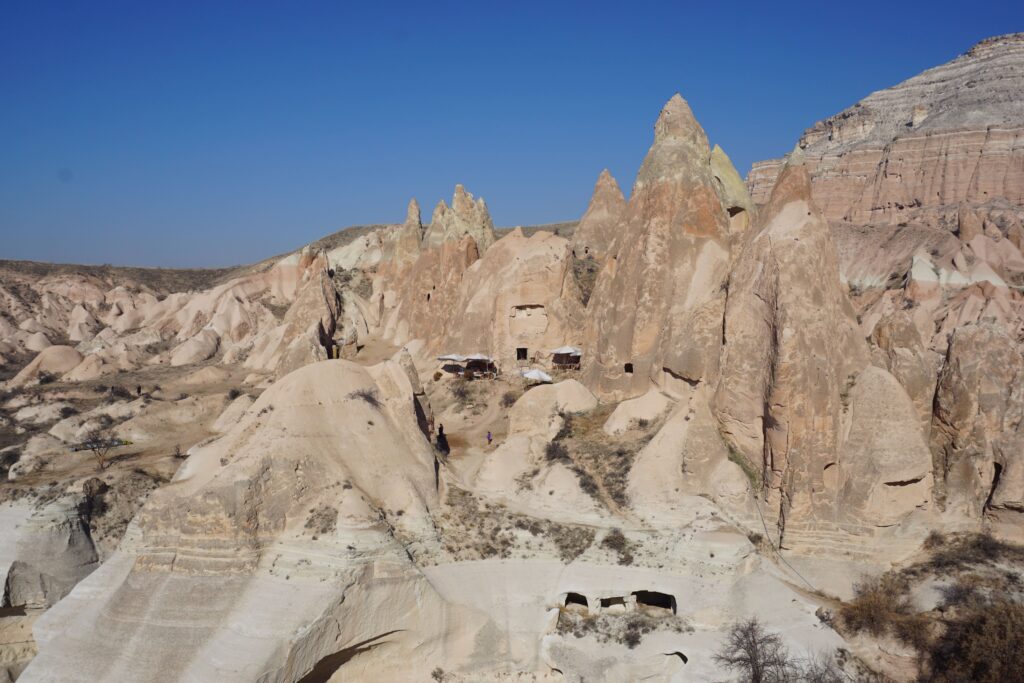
[716,154,932,565]
[3,33,1024,682]
[582,94,739,399]
[569,169,626,260]
[424,185,497,254]
[748,34,1024,225]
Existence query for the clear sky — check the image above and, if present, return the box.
[2,1,1021,267]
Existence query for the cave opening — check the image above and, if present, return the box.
[632,590,676,614]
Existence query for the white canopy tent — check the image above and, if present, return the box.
[521,368,553,383]
[549,346,581,356]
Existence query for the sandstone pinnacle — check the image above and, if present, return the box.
[570,169,627,259]
[653,93,707,145]
[405,198,421,228]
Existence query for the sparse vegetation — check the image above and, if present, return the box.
[348,388,382,409]
[37,371,57,385]
[926,599,1024,683]
[109,385,133,400]
[571,255,601,306]
[439,487,595,563]
[544,440,570,463]
[305,504,338,536]
[828,533,1024,681]
[539,405,656,510]
[557,608,690,650]
[501,390,519,408]
[726,442,763,490]
[59,405,78,419]
[227,388,242,400]
[601,528,635,565]
[839,572,931,651]
[450,381,471,406]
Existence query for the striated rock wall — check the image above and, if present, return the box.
[749,33,1024,225]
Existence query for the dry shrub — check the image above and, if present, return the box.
[545,440,570,463]
[571,255,600,306]
[921,532,1024,574]
[451,382,470,404]
[601,528,635,565]
[926,600,1024,683]
[558,609,689,650]
[305,505,338,536]
[501,391,518,408]
[348,388,381,409]
[840,572,931,649]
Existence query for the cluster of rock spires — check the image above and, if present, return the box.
[1,33,1023,683]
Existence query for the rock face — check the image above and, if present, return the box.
[569,169,626,260]
[745,33,1024,539]
[748,34,1024,225]
[582,95,737,399]
[0,498,99,610]
[439,230,584,367]
[8,39,1024,680]
[716,156,931,552]
[424,185,496,254]
[20,360,443,682]
[931,323,1024,530]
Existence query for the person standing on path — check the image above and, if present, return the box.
[486,431,493,447]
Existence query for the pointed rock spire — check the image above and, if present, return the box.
[710,144,755,233]
[423,185,496,253]
[654,93,707,145]
[570,169,627,259]
[636,94,713,190]
[405,198,421,228]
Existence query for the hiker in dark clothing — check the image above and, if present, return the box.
[436,424,450,456]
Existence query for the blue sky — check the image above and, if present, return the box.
[1,1,1021,267]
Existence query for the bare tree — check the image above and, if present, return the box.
[714,618,845,683]
[714,617,793,683]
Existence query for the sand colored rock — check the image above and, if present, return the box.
[716,156,931,552]
[424,185,496,254]
[602,388,671,436]
[0,498,99,610]
[8,346,83,388]
[931,322,1024,523]
[710,144,754,234]
[507,379,597,439]
[439,230,585,368]
[211,394,254,433]
[582,94,733,399]
[749,34,1024,225]
[569,169,626,259]
[169,328,220,366]
[22,359,442,682]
